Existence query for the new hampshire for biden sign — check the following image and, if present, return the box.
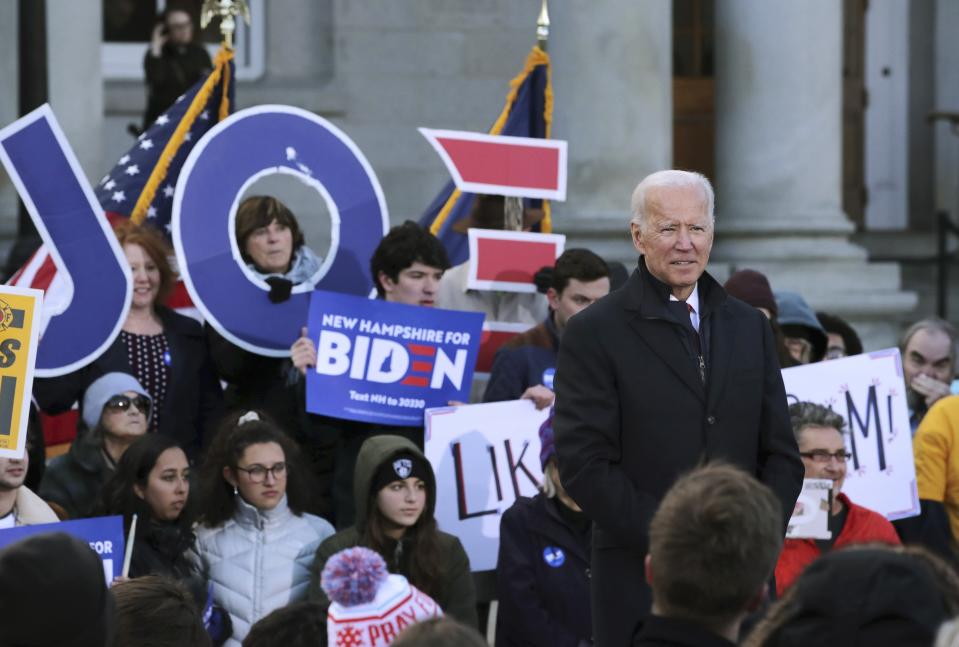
[306,291,484,426]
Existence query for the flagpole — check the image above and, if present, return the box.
[536,0,550,52]
[200,0,251,49]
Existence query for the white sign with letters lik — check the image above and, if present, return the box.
[424,400,551,571]
[781,348,919,520]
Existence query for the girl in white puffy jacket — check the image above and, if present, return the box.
[193,411,334,647]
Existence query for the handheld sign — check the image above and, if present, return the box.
[475,322,530,374]
[306,291,484,426]
[0,515,125,584]
[786,479,833,540]
[0,286,42,459]
[418,129,567,200]
[782,348,919,520]
[424,399,550,571]
[466,230,566,293]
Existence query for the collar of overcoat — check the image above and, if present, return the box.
[621,256,733,403]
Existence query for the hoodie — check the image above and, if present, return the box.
[307,435,478,628]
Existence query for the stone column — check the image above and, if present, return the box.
[713,0,915,349]
[0,2,19,257]
[47,0,103,184]
[550,0,672,263]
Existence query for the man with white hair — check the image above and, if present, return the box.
[554,170,803,647]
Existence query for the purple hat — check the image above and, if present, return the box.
[724,269,778,317]
[539,408,556,470]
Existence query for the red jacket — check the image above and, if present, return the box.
[775,493,900,596]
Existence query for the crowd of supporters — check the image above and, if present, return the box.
[1,189,958,647]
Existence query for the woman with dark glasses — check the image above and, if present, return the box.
[192,411,334,646]
[39,372,152,518]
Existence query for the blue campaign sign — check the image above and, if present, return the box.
[173,105,389,357]
[0,515,125,583]
[306,291,485,426]
[0,105,132,377]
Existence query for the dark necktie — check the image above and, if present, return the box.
[687,303,702,354]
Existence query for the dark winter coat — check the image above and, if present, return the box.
[130,520,206,598]
[484,315,559,403]
[632,616,735,647]
[307,435,478,628]
[33,307,224,458]
[38,431,111,519]
[496,494,592,647]
[554,258,804,647]
[206,326,302,435]
[143,42,212,127]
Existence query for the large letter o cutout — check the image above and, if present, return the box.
[172,105,389,356]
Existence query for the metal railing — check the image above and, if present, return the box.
[937,211,959,318]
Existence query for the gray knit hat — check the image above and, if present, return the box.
[82,372,152,431]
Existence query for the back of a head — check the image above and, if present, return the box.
[748,546,957,647]
[243,601,326,647]
[391,617,487,647]
[0,533,115,647]
[648,464,783,627]
[112,576,210,647]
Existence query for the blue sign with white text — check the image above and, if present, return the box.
[0,515,125,583]
[306,291,484,426]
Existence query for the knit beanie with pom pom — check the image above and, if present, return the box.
[322,546,442,646]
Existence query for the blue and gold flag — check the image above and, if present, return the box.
[420,46,553,266]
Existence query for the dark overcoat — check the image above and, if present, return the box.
[495,493,592,647]
[554,258,803,647]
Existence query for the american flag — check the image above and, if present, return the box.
[9,48,235,322]
[12,49,233,448]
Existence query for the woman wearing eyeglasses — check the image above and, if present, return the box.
[193,411,334,647]
[39,372,152,518]
[773,401,900,595]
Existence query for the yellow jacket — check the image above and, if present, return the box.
[914,395,959,539]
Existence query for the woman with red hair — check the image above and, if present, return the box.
[34,221,223,457]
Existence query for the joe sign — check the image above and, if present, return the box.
[306,291,484,426]
[781,348,919,520]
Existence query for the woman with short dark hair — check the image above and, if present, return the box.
[207,196,325,491]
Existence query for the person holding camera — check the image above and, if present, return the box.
[143,6,212,129]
